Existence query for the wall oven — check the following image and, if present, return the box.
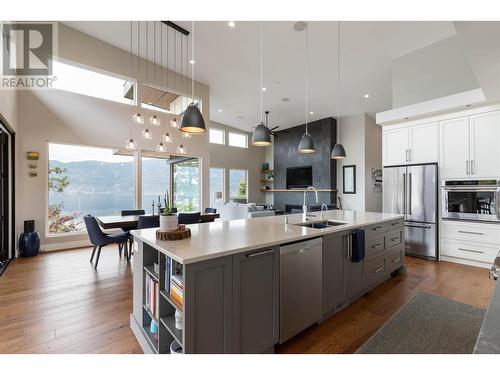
[442,180,500,223]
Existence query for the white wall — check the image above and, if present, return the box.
[336,113,382,212]
[0,90,18,131]
[209,121,266,204]
[392,36,479,108]
[15,23,210,250]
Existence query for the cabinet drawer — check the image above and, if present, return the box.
[365,234,385,259]
[386,245,404,274]
[441,221,500,245]
[386,228,403,248]
[364,258,387,287]
[386,219,404,230]
[441,239,499,264]
[365,223,387,237]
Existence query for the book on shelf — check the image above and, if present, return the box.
[144,272,159,319]
[165,258,184,307]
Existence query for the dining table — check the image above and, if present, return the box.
[96,212,220,230]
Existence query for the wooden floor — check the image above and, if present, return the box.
[0,247,495,354]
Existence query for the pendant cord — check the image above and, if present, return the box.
[337,21,341,142]
[305,24,309,135]
[130,21,133,138]
[191,21,195,103]
[146,22,148,85]
[260,23,263,124]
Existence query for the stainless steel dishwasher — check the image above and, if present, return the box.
[279,237,323,343]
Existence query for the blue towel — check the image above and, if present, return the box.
[351,229,365,263]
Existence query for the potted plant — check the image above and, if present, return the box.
[159,192,178,232]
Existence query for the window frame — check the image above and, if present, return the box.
[51,58,136,106]
[209,128,226,145]
[46,142,136,238]
[228,131,248,148]
[209,167,226,206]
[228,169,248,200]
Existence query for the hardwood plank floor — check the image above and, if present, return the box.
[0,248,495,354]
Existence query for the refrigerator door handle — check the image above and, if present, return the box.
[405,223,432,229]
[403,172,407,214]
[408,173,412,215]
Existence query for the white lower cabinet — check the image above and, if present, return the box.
[440,221,500,268]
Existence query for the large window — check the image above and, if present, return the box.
[142,156,170,214]
[52,60,134,105]
[229,169,248,200]
[48,144,134,234]
[210,168,225,207]
[209,128,225,145]
[172,158,200,212]
[228,132,248,148]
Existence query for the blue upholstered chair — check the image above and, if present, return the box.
[178,212,201,225]
[84,215,130,269]
[137,215,160,229]
[291,209,303,214]
[204,207,217,214]
[121,209,145,216]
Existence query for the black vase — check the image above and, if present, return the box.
[19,232,40,257]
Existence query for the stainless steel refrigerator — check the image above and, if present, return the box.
[383,163,438,259]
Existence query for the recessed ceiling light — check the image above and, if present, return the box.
[309,111,314,115]
[189,59,195,65]
[363,94,370,99]
[237,115,243,119]
[262,87,267,92]
[293,22,307,32]
[281,97,290,102]
[218,109,223,112]
[228,21,236,28]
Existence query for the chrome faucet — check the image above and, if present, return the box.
[320,204,328,219]
[303,186,319,219]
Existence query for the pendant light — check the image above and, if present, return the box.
[132,21,145,126]
[331,21,346,159]
[149,23,161,127]
[126,22,137,150]
[156,142,166,152]
[251,24,272,147]
[163,132,173,143]
[298,23,316,154]
[180,21,206,134]
[142,128,152,139]
[177,144,187,154]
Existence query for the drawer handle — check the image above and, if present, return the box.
[373,266,384,273]
[372,226,383,231]
[372,243,384,249]
[392,257,401,263]
[458,247,484,254]
[391,222,401,226]
[390,237,400,241]
[247,249,274,258]
[458,230,484,235]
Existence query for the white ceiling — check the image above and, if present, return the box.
[64,21,457,131]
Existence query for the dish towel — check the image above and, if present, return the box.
[351,229,365,263]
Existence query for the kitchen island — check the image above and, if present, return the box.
[130,210,405,354]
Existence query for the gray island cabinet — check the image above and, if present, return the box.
[130,211,405,354]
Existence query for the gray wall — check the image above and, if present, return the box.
[392,36,479,108]
[273,118,337,211]
[209,121,266,204]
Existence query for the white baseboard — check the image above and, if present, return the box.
[40,239,92,252]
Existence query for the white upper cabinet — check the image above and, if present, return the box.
[383,128,409,166]
[383,122,438,166]
[440,116,470,179]
[470,111,500,178]
[408,122,439,164]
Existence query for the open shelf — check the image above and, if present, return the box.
[160,315,183,346]
[160,289,183,312]
[142,325,159,353]
[144,265,159,281]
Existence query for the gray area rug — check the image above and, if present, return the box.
[357,292,485,354]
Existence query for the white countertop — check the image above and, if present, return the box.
[130,210,404,265]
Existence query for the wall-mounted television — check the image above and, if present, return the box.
[286,166,313,189]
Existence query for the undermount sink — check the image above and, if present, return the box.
[294,220,347,229]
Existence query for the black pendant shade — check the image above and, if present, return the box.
[298,132,316,154]
[251,123,272,146]
[180,103,206,134]
[331,143,346,159]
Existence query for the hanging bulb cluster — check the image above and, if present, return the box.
[126,138,136,150]
[156,142,166,152]
[170,118,180,128]
[149,114,160,127]
[177,144,187,154]
[182,132,192,139]
[142,128,152,139]
[163,133,173,143]
[133,112,145,125]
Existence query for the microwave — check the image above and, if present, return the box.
[442,180,500,223]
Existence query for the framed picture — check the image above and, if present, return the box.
[343,165,356,194]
